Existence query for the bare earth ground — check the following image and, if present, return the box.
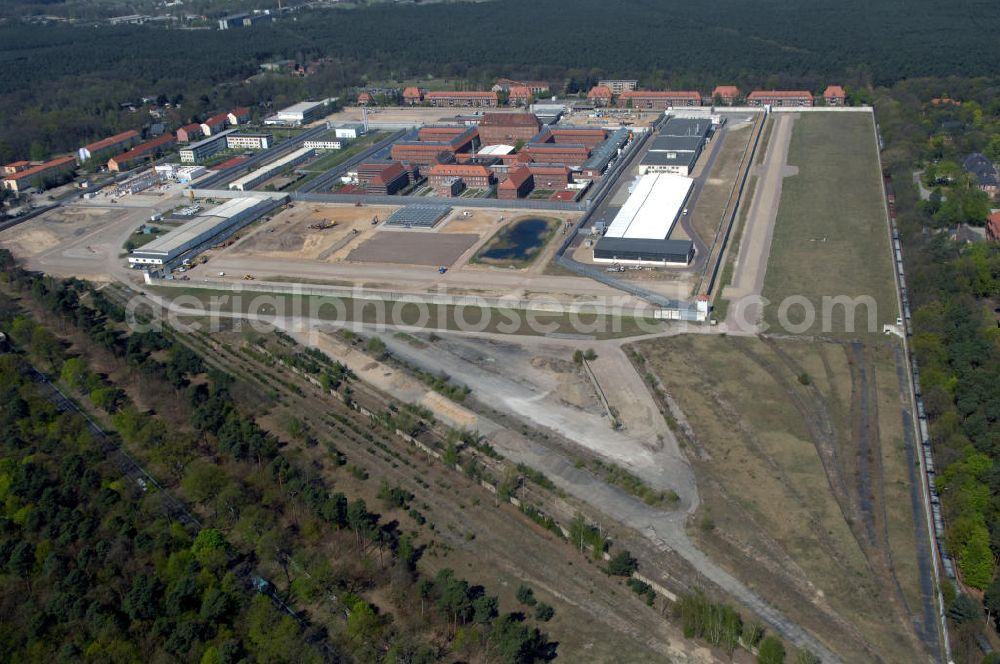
[346,231,480,266]
[633,333,929,664]
[227,203,398,262]
[688,122,753,247]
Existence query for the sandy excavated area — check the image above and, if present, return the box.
[228,204,397,262]
[0,207,119,256]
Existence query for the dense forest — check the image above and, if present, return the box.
[2,0,1000,160]
[0,253,559,663]
[875,77,1000,660]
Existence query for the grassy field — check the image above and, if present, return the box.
[152,286,665,339]
[632,334,927,664]
[762,112,896,336]
[287,132,386,191]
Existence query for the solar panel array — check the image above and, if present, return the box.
[384,204,451,228]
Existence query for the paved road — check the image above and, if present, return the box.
[722,113,798,331]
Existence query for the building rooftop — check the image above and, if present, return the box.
[202,112,229,126]
[605,173,693,240]
[963,153,999,187]
[712,85,740,98]
[426,90,498,99]
[650,135,705,152]
[620,90,701,98]
[82,130,139,153]
[227,146,313,190]
[659,117,712,139]
[500,166,532,189]
[3,155,75,182]
[588,86,613,98]
[641,150,700,170]
[480,112,540,127]
[582,127,629,172]
[277,100,329,115]
[747,90,814,98]
[477,144,515,156]
[428,163,492,178]
[182,129,237,151]
[135,198,268,256]
[594,236,694,258]
[824,85,846,98]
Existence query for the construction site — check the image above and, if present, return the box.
[0,106,948,664]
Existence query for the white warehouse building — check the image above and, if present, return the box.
[227,147,315,191]
[128,197,283,267]
[593,173,696,265]
[264,99,333,126]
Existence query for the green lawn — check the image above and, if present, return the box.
[762,112,897,337]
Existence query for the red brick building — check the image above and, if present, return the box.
[507,86,533,106]
[176,123,204,143]
[478,113,541,146]
[403,87,424,105]
[527,164,572,188]
[498,167,534,199]
[617,90,701,109]
[357,162,409,195]
[427,163,494,189]
[521,143,589,167]
[711,86,741,105]
[587,86,613,107]
[493,79,549,95]
[425,91,498,108]
[746,90,814,107]
[391,126,478,165]
[107,134,176,172]
[823,85,846,106]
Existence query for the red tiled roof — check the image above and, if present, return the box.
[500,166,532,189]
[3,160,30,169]
[712,85,740,98]
[508,86,532,98]
[178,123,201,134]
[989,213,1000,241]
[426,91,498,99]
[620,90,700,99]
[402,87,422,98]
[747,90,814,99]
[109,134,175,165]
[480,112,540,127]
[215,155,250,171]
[3,155,75,182]
[230,106,250,117]
[202,113,229,127]
[370,162,406,185]
[358,92,373,102]
[931,97,962,106]
[428,164,492,178]
[83,130,139,153]
[823,85,846,98]
[587,86,613,98]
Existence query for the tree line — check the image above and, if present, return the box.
[0,250,558,663]
[877,76,1000,662]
